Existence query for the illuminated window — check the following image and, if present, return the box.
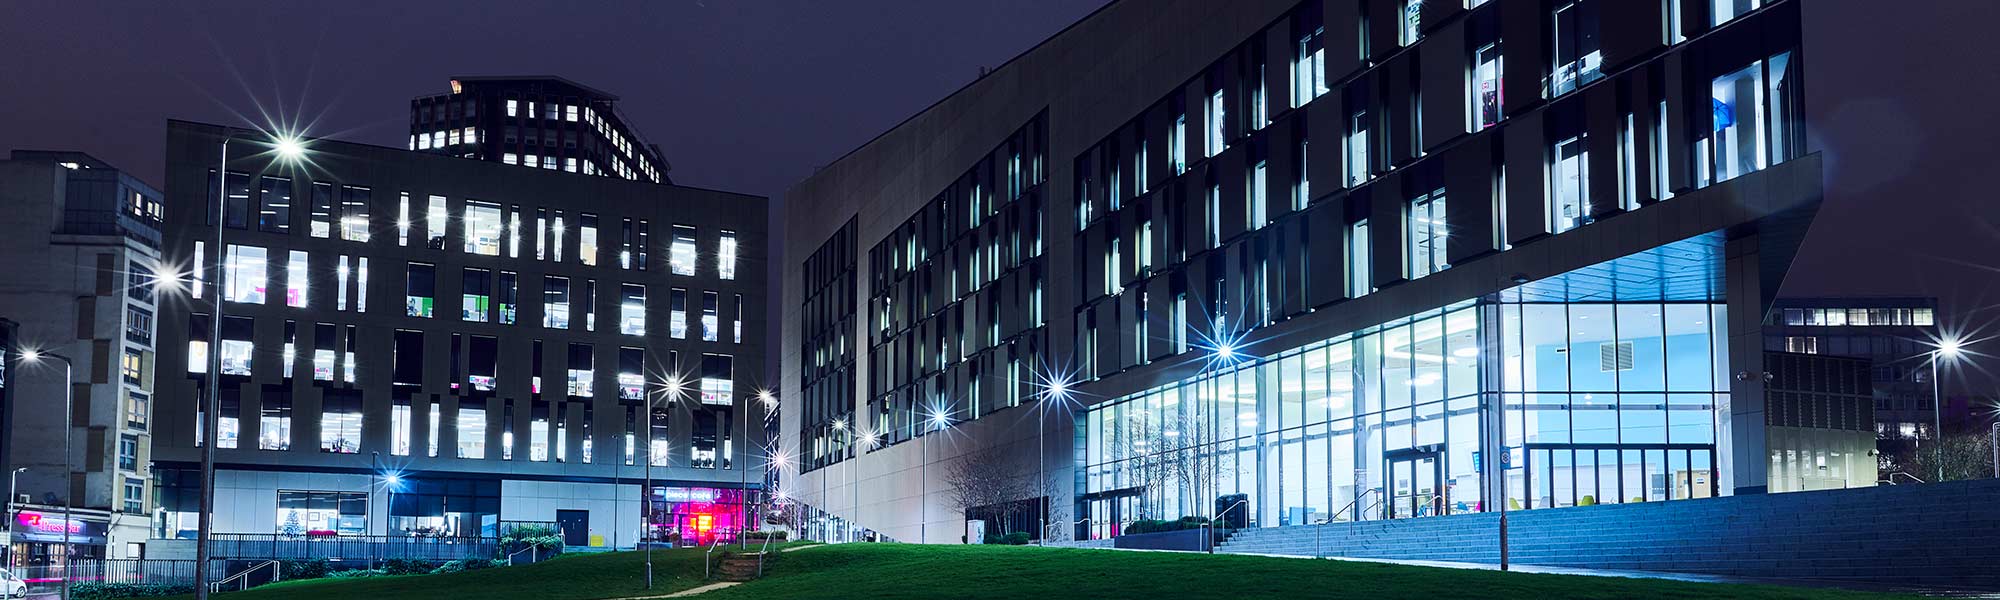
[670,288,688,339]
[464,201,502,256]
[224,244,268,304]
[458,401,487,459]
[406,262,435,318]
[356,258,369,313]
[285,250,308,308]
[701,291,719,342]
[670,225,697,276]
[1407,190,1447,279]
[1401,0,1422,46]
[543,276,571,329]
[319,393,360,454]
[309,182,332,238]
[398,192,412,246]
[579,213,599,266]
[567,343,593,397]
[426,195,447,249]
[498,271,518,325]
[1550,0,1602,97]
[258,176,291,234]
[620,284,646,336]
[717,230,738,280]
[1471,42,1503,131]
[700,354,733,405]
[1350,220,1372,297]
[462,268,490,322]
[336,256,349,311]
[1206,89,1225,157]
[340,186,370,242]
[1550,135,1590,233]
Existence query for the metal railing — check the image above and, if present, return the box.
[703,533,726,579]
[208,560,280,594]
[1881,472,1926,485]
[207,533,499,561]
[11,559,206,589]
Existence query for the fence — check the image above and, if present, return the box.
[10,559,214,594]
[207,534,498,561]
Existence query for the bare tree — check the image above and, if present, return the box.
[1121,409,1219,523]
[942,446,1039,534]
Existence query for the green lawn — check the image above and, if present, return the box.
[713,544,1920,600]
[162,545,760,600]
[171,543,1921,600]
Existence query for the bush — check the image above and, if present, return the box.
[328,569,386,579]
[70,583,194,600]
[742,530,788,542]
[1123,517,1213,536]
[382,559,440,575]
[430,560,466,575]
[282,557,331,580]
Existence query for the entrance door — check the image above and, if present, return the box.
[556,510,589,547]
[1386,450,1442,519]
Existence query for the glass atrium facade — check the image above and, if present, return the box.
[1078,242,1731,540]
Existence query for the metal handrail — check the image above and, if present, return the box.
[756,526,778,577]
[1328,488,1383,524]
[702,533,726,579]
[1882,472,1926,485]
[208,559,279,593]
[505,543,545,564]
[1202,499,1248,553]
[1052,517,1090,541]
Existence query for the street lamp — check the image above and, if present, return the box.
[194,130,310,600]
[20,350,73,600]
[6,467,24,572]
[1036,371,1073,546]
[855,429,877,542]
[1930,339,1962,483]
[921,406,949,544]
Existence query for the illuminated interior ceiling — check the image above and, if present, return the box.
[1500,232,1726,303]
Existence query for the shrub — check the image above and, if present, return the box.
[382,559,440,575]
[282,557,331,580]
[430,560,467,575]
[70,583,195,600]
[1122,517,1213,536]
[489,558,511,569]
[1004,531,1032,545]
[742,530,788,542]
[328,569,385,579]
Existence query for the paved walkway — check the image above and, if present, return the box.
[607,581,742,599]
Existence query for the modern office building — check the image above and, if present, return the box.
[1762,297,1943,456]
[151,120,765,551]
[1761,350,1873,492]
[0,151,167,561]
[409,76,671,185]
[781,0,1985,546]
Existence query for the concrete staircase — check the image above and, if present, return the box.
[716,552,766,582]
[1216,479,2000,590]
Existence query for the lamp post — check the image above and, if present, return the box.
[194,136,229,600]
[21,351,73,600]
[1038,375,1069,546]
[191,131,306,600]
[831,419,846,543]
[856,429,876,543]
[921,408,948,544]
[1930,340,1961,483]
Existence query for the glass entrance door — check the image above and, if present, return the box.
[1386,451,1442,519]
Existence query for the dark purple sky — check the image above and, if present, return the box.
[0,0,1105,200]
[3,1,1997,400]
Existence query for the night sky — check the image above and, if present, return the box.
[2,1,1996,397]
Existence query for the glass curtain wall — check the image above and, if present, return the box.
[1079,297,1726,540]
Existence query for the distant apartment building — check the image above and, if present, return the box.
[150,121,765,553]
[409,76,671,185]
[0,151,167,561]
[1762,298,1939,446]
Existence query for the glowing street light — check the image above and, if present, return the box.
[1929,337,1964,483]
[272,133,306,163]
[18,350,75,600]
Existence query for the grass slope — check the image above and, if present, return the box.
[162,547,736,600]
[164,543,1921,600]
[703,544,1918,600]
